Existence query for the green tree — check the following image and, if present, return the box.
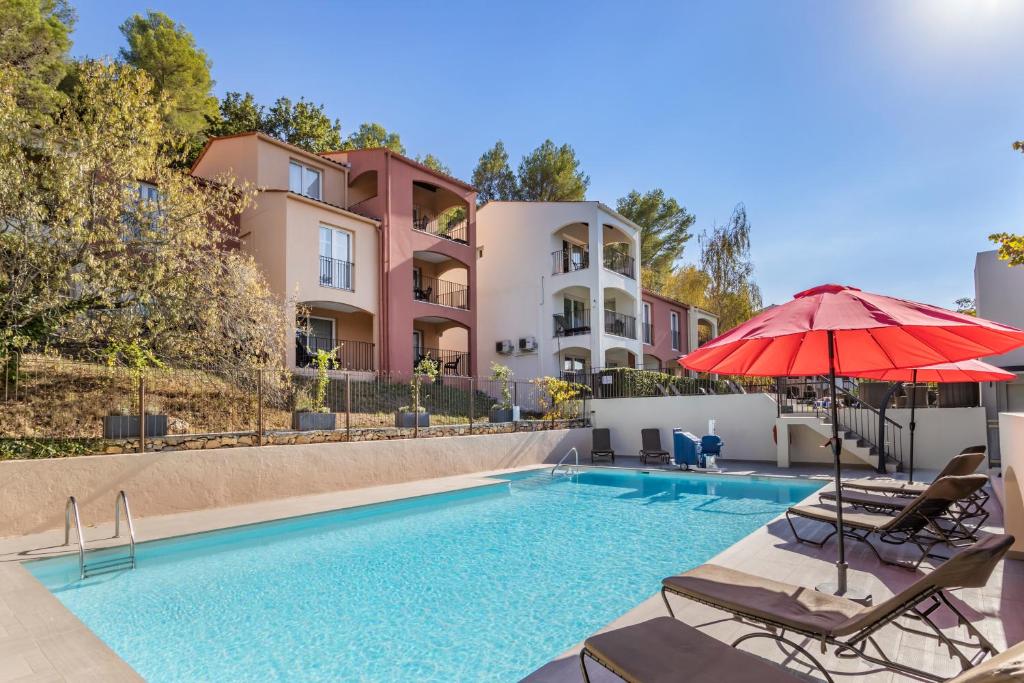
[206,90,264,137]
[0,0,74,118]
[990,141,1024,265]
[662,265,710,311]
[516,139,589,201]
[0,61,287,375]
[341,122,405,154]
[119,11,217,138]
[697,203,762,331]
[416,153,450,175]
[472,140,518,205]
[615,189,695,290]
[264,97,342,152]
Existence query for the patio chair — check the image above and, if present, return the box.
[579,616,807,683]
[946,639,1024,682]
[639,428,670,464]
[443,355,461,375]
[842,447,986,496]
[786,474,988,570]
[591,428,615,463]
[660,534,1013,683]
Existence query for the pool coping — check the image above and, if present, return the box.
[0,463,879,681]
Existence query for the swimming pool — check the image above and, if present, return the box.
[28,468,821,682]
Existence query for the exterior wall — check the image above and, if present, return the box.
[641,289,693,371]
[975,250,1024,462]
[0,429,590,537]
[476,202,643,381]
[590,394,779,461]
[998,412,1024,557]
[327,149,478,376]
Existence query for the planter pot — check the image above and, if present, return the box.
[291,411,336,431]
[488,406,521,423]
[395,411,430,428]
[102,415,168,439]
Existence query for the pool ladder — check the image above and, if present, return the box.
[551,447,581,477]
[64,491,137,580]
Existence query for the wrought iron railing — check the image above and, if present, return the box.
[319,255,354,290]
[604,310,637,339]
[552,249,590,274]
[296,335,375,371]
[415,347,471,376]
[553,310,591,337]
[413,274,469,310]
[413,208,468,244]
[603,250,635,279]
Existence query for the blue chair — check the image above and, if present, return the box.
[700,435,723,458]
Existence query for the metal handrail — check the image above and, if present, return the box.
[551,447,580,476]
[64,496,86,580]
[114,490,136,569]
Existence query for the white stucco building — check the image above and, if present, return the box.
[974,249,1024,462]
[475,202,645,379]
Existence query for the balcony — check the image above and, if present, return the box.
[553,310,591,337]
[603,250,635,279]
[320,255,354,290]
[413,274,469,310]
[604,310,637,339]
[295,334,374,371]
[642,322,654,345]
[552,249,589,275]
[415,347,471,376]
[413,207,468,244]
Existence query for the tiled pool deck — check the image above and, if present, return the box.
[0,461,1018,682]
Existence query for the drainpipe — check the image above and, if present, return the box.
[381,152,391,374]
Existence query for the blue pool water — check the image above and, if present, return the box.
[28,468,821,682]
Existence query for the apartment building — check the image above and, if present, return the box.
[191,133,477,375]
[640,289,718,372]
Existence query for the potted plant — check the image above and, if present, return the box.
[292,347,338,431]
[396,357,439,427]
[488,362,519,422]
[102,341,169,438]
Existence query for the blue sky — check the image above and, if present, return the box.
[69,0,1024,308]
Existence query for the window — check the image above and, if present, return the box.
[319,226,353,290]
[289,161,321,200]
[642,303,652,344]
[412,331,424,365]
[296,316,335,365]
[563,356,586,373]
[564,297,586,328]
[670,311,680,351]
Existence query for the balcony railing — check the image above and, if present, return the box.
[553,310,591,337]
[603,250,635,279]
[415,347,471,376]
[320,255,354,290]
[413,208,469,244]
[295,335,375,371]
[642,322,653,345]
[604,310,637,339]
[552,249,590,274]
[413,274,469,310]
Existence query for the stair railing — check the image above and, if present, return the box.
[814,376,904,471]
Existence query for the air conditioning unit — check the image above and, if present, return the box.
[518,336,538,352]
[495,340,514,355]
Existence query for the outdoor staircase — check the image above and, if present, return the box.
[804,413,898,473]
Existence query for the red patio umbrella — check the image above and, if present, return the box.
[680,284,1024,598]
[852,360,1015,482]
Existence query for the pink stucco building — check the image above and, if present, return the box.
[640,288,718,372]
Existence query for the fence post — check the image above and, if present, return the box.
[345,373,351,440]
[256,368,264,446]
[137,372,146,454]
[413,374,420,438]
[468,377,474,434]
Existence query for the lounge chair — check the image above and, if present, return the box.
[842,447,986,496]
[786,474,989,570]
[660,534,1013,683]
[639,428,669,464]
[579,617,807,683]
[591,428,615,463]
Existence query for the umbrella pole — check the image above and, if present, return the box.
[909,369,917,484]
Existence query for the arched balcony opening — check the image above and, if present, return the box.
[696,317,717,347]
[347,170,378,212]
[551,285,593,338]
[642,354,663,371]
[602,223,636,279]
[551,222,591,275]
[556,345,592,381]
[603,346,637,369]
[412,181,469,244]
[296,302,375,371]
[413,250,470,310]
[413,315,471,376]
[603,287,638,340]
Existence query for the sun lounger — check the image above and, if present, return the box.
[660,534,1013,683]
[591,428,615,463]
[786,474,988,570]
[842,448,986,496]
[579,616,806,683]
[947,639,1024,682]
[639,428,669,464]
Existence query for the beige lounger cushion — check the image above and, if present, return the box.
[788,502,896,531]
[662,564,867,636]
[583,616,806,683]
[842,478,927,495]
[819,488,909,510]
